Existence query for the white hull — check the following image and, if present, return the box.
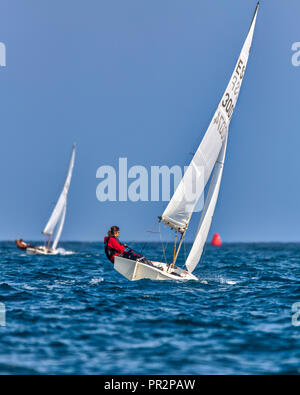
[114,256,198,282]
[26,246,59,256]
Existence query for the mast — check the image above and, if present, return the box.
[172,232,178,265]
[47,235,52,250]
[171,232,186,268]
[171,213,192,268]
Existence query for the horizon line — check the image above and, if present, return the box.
[2,239,300,244]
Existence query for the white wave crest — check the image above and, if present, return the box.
[90,278,104,285]
[56,248,75,255]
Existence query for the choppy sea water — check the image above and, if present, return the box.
[0,241,300,375]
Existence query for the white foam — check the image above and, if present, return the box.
[23,284,36,291]
[90,278,104,285]
[56,248,75,256]
[206,276,238,285]
[200,280,208,285]
[219,278,237,285]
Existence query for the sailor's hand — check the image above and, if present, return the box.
[123,244,128,248]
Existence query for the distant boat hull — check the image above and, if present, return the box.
[114,256,198,281]
[26,246,59,256]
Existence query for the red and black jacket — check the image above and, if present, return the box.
[104,236,125,263]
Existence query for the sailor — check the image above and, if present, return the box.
[15,239,35,251]
[104,226,142,263]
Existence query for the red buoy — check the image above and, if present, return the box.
[211,233,222,246]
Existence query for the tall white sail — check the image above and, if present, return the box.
[52,204,67,251]
[185,138,227,273]
[43,145,76,249]
[161,3,259,233]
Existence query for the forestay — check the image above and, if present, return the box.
[43,145,76,249]
[161,3,259,234]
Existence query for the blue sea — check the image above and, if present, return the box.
[0,241,299,375]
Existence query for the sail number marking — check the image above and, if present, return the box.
[222,93,234,120]
[231,58,245,96]
[214,111,228,141]
[236,58,246,80]
[231,76,241,96]
[221,58,246,121]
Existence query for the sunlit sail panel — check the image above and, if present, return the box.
[161,4,259,234]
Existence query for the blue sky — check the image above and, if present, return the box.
[0,0,299,242]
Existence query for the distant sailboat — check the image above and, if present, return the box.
[26,145,76,255]
[114,3,260,281]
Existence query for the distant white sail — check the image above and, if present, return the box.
[161,4,259,233]
[185,138,227,273]
[52,204,67,251]
[43,145,76,249]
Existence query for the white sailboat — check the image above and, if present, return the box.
[27,145,76,255]
[114,3,260,281]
